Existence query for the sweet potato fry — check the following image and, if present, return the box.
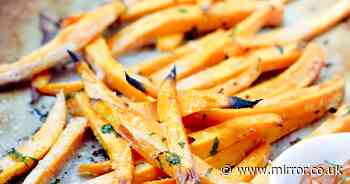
[123,0,196,21]
[237,43,324,99]
[22,117,87,184]
[0,92,67,184]
[310,104,350,137]
[189,113,282,158]
[85,38,156,101]
[0,1,125,86]
[129,30,226,76]
[157,68,200,184]
[31,70,83,95]
[109,5,203,55]
[235,0,350,48]
[150,5,284,85]
[177,42,303,90]
[76,62,158,121]
[184,77,345,142]
[205,61,262,95]
[75,92,134,184]
[96,102,244,184]
[231,143,271,182]
[156,33,184,51]
[203,135,263,169]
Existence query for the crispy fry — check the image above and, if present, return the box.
[109,4,203,55]
[237,43,324,99]
[22,117,87,184]
[0,2,125,86]
[60,14,85,27]
[205,61,262,95]
[235,0,350,48]
[130,30,226,76]
[310,104,350,137]
[177,42,303,90]
[231,143,271,182]
[157,68,200,184]
[143,178,176,184]
[31,70,83,95]
[76,62,158,120]
[123,0,196,21]
[150,5,283,85]
[97,102,244,184]
[204,135,263,169]
[85,38,156,101]
[75,92,134,184]
[0,92,67,184]
[156,33,184,51]
[189,114,282,158]
[79,161,113,176]
[184,78,345,142]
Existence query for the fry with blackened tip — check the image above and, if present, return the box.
[166,66,177,81]
[67,49,81,63]
[229,97,262,109]
[125,72,146,92]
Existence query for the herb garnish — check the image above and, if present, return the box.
[125,72,146,92]
[165,152,181,166]
[228,96,262,109]
[209,137,219,156]
[178,141,185,148]
[7,148,37,165]
[178,8,188,13]
[101,124,120,137]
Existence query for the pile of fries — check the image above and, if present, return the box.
[0,0,350,183]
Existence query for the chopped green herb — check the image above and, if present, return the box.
[101,124,121,137]
[51,178,61,184]
[178,141,185,148]
[178,8,188,13]
[149,132,156,136]
[209,137,219,156]
[205,168,213,176]
[7,148,37,165]
[165,152,181,166]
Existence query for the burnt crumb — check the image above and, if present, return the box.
[144,43,156,50]
[232,81,238,86]
[115,90,123,96]
[325,62,333,68]
[201,114,207,120]
[314,110,320,114]
[289,137,301,145]
[217,88,224,94]
[92,148,108,160]
[328,107,337,113]
[123,103,130,108]
[224,55,229,59]
[30,107,49,122]
[29,87,41,105]
[77,154,82,159]
[245,95,250,99]
[91,144,96,149]
[188,137,196,144]
[184,27,200,40]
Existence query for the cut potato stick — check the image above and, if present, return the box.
[231,143,271,182]
[143,178,176,184]
[85,38,156,101]
[0,2,125,86]
[156,33,184,51]
[157,68,200,184]
[22,117,87,184]
[237,43,324,100]
[189,113,282,158]
[310,104,350,137]
[31,71,83,95]
[150,5,283,85]
[97,102,244,184]
[203,134,263,169]
[109,4,203,55]
[79,161,113,176]
[130,30,226,76]
[122,0,196,21]
[184,78,345,142]
[236,0,350,48]
[76,62,158,121]
[60,14,85,27]
[0,92,67,184]
[205,61,262,95]
[75,92,134,184]
[177,42,303,90]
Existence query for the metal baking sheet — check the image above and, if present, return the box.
[0,0,349,183]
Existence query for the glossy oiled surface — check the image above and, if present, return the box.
[0,0,349,183]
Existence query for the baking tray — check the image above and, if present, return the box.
[0,0,349,183]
